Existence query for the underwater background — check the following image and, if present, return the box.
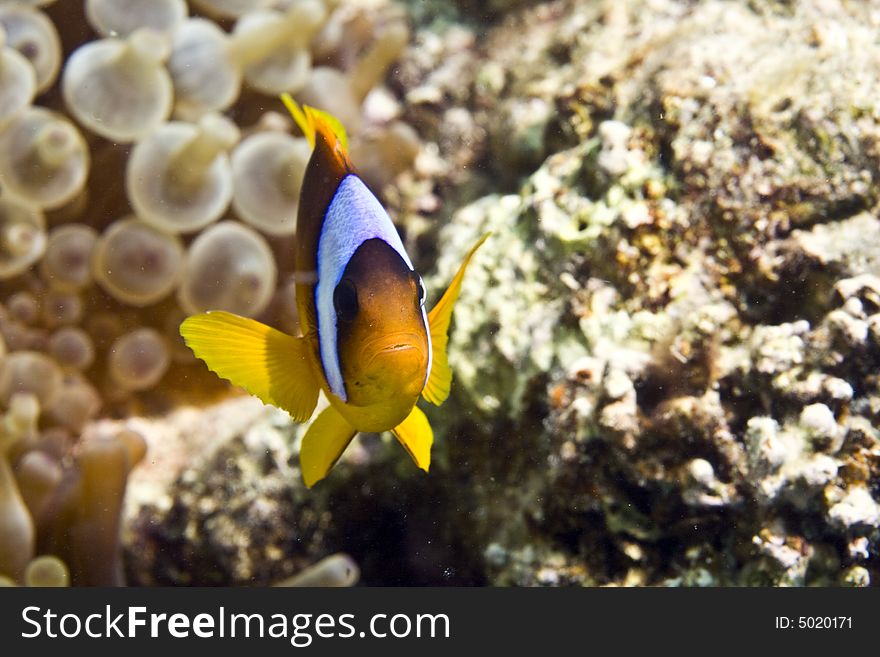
[0,0,878,587]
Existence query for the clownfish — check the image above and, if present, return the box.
[180,94,488,488]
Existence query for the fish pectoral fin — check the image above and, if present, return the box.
[392,405,433,472]
[180,311,319,423]
[299,405,357,488]
[423,232,491,405]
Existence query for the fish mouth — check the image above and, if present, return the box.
[363,332,425,367]
[380,343,418,354]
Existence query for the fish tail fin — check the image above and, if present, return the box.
[180,311,319,423]
[299,404,357,488]
[280,93,350,152]
[422,233,491,405]
[392,405,433,472]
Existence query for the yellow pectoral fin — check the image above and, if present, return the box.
[299,405,357,488]
[392,405,433,472]
[423,232,491,405]
[180,311,319,423]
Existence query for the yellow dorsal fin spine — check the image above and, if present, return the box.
[422,232,491,405]
[281,93,313,146]
[281,93,349,152]
[180,311,320,423]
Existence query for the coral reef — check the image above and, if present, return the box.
[2,0,878,588]
[126,0,879,587]
[410,0,880,586]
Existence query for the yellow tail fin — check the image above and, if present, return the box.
[392,405,433,472]
[299,404,357,488]
[180,311,319,423]
[422,233,491,405]
[281,93,349,151]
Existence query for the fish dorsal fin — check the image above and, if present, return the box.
[392,405,433,472]
[422,233,491,405]
[281,93,349,152]
[180,311,319,423]
[299,404,357,488]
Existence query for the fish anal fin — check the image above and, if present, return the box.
[423,233,491,405]
[180,311,319,423]
[392,405,433,472]
[300,405,357,488]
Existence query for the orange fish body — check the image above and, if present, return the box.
[181,97,487,487]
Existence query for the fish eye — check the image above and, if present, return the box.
[333,278,359,321]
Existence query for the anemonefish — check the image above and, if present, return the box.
[180,94,488,488]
